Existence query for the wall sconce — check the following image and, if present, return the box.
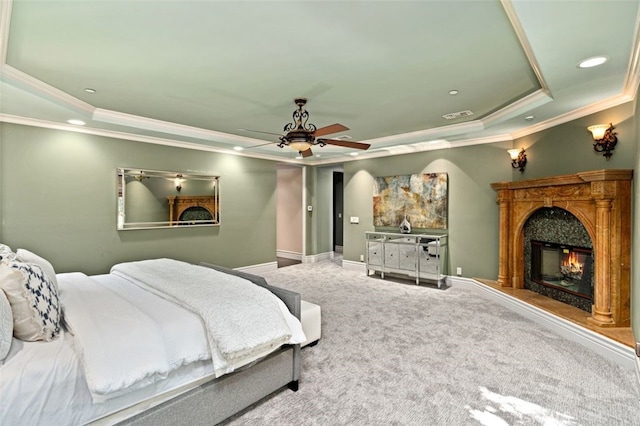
[587,123,617,160]
[174,174,183,192]
[134,172,148,182]
[507,148,527,172]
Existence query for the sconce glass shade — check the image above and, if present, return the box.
[587,123,617,160]
[507,148,527,172]
[174,174,183,191]
[587,124,610,141]
[507,149,521,160]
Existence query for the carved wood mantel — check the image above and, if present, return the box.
[491,170,632,327]
[167,195,218,225]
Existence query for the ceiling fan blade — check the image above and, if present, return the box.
[301,148,314,158]
[319,139,371,150]
[238,128,283,137]
[246,141,278,149]
[313,123,349,137]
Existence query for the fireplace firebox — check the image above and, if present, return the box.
[531,240,593,300]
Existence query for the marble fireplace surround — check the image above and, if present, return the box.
[491,170,632,327]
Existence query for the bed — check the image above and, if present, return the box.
[0,246,304,426]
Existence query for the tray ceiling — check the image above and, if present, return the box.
[1,0,639,164]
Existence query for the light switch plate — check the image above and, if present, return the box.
[350,216,359,224]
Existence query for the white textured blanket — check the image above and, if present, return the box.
[111,259,299,377]
[59,272,210,402]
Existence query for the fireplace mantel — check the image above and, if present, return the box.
[491,170,632,327]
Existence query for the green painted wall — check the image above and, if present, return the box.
[342,101,638,285]
[343,142,513,279]
[302,165,333,257]
[511,102,636,180]
[315,167,333,256]
[0,123,278,274]
[2,100,638,342]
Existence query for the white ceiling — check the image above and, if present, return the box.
[1,0,639,165]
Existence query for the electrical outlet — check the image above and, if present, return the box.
[456,267,462,276]
[360,254,364,262]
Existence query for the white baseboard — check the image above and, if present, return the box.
[234,261,278,275]
[276,250,302,261]
[342,259,367,273]
[448,276,636,370]
[303,251,333,264]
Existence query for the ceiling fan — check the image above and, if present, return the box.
[245,98,371,158]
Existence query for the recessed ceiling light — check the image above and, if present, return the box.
[350,152,359,156]
[84,88,96,93]
[524,115,535,121]
[448,90,459,96]
[578,56,608,69]
[295,155,303,160]
[233,146,244,151]
[67,119,86,126]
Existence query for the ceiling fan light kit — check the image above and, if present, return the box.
[266,97,371,158]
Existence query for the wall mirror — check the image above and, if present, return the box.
[117,167,220,230]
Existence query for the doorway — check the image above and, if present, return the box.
[276,165,303,268]
[333,171,344,255]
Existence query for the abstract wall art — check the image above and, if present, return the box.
[373,173,448,229]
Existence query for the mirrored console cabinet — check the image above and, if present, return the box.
[365,231,447,288]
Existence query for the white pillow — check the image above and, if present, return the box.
[0,289,12,363]
[0,244,16,262]
[16,248,58,289]
[0,261,61,341]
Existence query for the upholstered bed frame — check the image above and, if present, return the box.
[113,263,301,425]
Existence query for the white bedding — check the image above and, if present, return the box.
[111,258,305,377]
[61,272,211,402]
[0,273,215,426]
[0,263,305,425]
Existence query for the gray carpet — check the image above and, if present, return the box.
[223,260,640,425]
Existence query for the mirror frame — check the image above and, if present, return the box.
[117,167,220,230]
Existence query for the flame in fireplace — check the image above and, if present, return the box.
[562,251,583,275]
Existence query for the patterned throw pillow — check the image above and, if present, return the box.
[0,261,61,341]
[0,289,12,363]
[16,248,58,289]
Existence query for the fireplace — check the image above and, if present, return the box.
[491,170,632,327]
[167,195,219,226]
[530,240,593,311]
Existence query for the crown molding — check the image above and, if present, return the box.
[500,0,550,95]
[0,0,12,65]
[511,93,634,140]
[362,119,485,147]
[623,4,640,100]
[1,65,95,116]
[93,108,270,146]
[481,89,552,128]
[0,113,301,164]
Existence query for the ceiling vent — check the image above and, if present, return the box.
[442,110,474,120]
